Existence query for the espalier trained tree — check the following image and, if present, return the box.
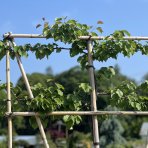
[0,17,148,129]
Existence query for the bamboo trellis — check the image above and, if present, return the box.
[3,33,148,148]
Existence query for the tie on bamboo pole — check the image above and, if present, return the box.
[6,49,12,148]
[8,40,49,148]
[87,40,100,148]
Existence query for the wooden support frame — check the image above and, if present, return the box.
[3,33,148,148]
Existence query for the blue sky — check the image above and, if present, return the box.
[1,0,148,84]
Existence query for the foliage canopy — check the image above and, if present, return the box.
[0,17,148,129]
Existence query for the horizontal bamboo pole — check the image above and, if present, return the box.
[5,111,148,116]
[3,33,45,38]
[3,33,148,40]
[79,36,148,40]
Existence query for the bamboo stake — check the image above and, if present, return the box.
[5,111,148,116]
[6,49,12,148]
[87,40,99,148]
[15,54,49,148]
[3,33,148,40]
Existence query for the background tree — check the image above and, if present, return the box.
[55,66,89,94]
[100,106,126,147]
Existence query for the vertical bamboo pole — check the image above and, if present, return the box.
[6,49,12,148]
[87,40,100,148]
[15,54,49,148]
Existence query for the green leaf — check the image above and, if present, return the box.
[79,83,91,93]
[116,89,123,98]
[56,48,61,53]
[67,20,76,24]
[91,32,98,36]
[13,46,19,52]
[63,115,70,122]
[55,17,62,22]
[29,117,38,129]
[96,27,103,33]
[70,48,80,57]
[130,101,135,108]
[42,118,48,128]
[136,103,141,110]
[122,30,131,36]
[0,41,4,47]
[57,89,63,96]
[55,83,64,90]
[54,98,63,106]
[47,79,53,82]
[140,80,148,90]
[75,115,82,124]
